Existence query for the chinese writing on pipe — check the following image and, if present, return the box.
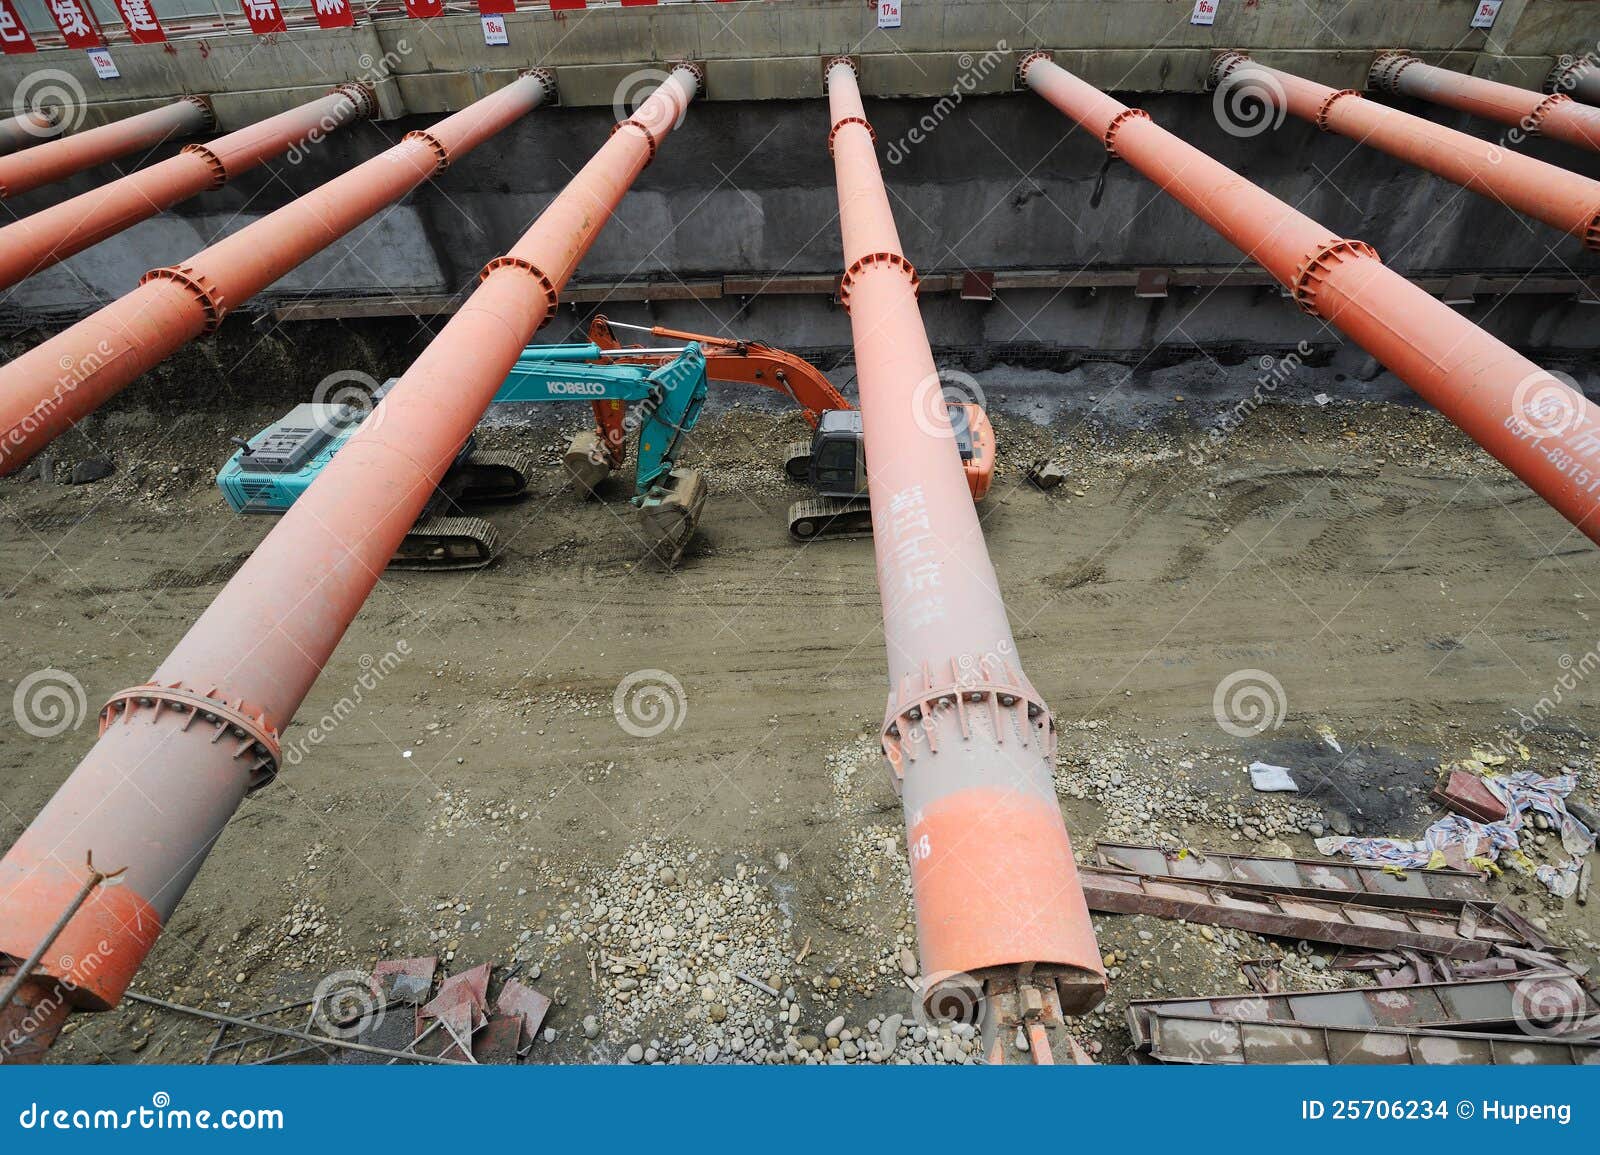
[313,0,353,30]
[113,0,164,44]
[877,0,901,30]
[883,484,947,629]
[0,0,37,53]
[48,0,101,48]
[240,0,287,34]
[1190,0,1218,25]
[1470,1,1501,29]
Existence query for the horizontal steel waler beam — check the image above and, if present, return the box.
[93,269,1592,329]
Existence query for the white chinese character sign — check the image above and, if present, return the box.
[480,13,506,45]
[1470,1,1501,29]
[47,0,101,49]
[877,0,900,30]
[312,0,353,30]
[113,0,165,44]
[239,0,286,34]
[0,0,37,54]
[1191,0,1218,25]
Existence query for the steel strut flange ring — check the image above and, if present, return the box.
[1291,237,1381,316]
[611,118,659,166]
[1017,50,1052,85]
[141,263,227,331]
[522,67,558,103]
[1584,211,1600,252]
[403,129,451,173]
[1207,50,1250,89]
[100,683,282,792]
[331,81,379,121]
[671,61,706,97]
[1525,92,1573,135]
[1103,107,1151,157]
[1368,52,1416,94]
[1315,89,1361,132]
[837,251,919,313]
[881,680,1054,788]
[827,115,874,156]
[183,94,218,132]
[480,254,560,328]
[823,56,859,90]
[179,142,228,189]
[1545,58,1594,95]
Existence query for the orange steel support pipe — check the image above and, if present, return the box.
[1023,53,1600,546]
[1547,58,1600,107]
[1213,53,1600,251]
[0,64,698,1058]
[0,97,212,199]
[0,109,60,157]
[0,84,377,291]
[824,58,1105,1021]
[0,73,552,476]
[1371,52,1600,154]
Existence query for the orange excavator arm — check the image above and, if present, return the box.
[588,315,850,425]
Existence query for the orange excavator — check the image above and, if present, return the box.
[582,316,994,540]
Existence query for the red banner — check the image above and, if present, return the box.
[311,0,354,28]
[46,0,101,49]
[549,0,584,8]
[404,0,444,17]
[113,0,165,43]
[0,0,36,53]
[478,0,515,14]
[239,0,287,34]
[619,0,657,6]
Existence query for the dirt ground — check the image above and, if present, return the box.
[2,330,1598,1064]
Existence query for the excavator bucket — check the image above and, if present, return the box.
[637,467,707,568]
[563,429,614,495]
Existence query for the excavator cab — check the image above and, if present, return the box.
[784,402,993,540]
[799,410,868,498]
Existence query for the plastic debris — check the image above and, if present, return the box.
[1247,761,1298,792]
